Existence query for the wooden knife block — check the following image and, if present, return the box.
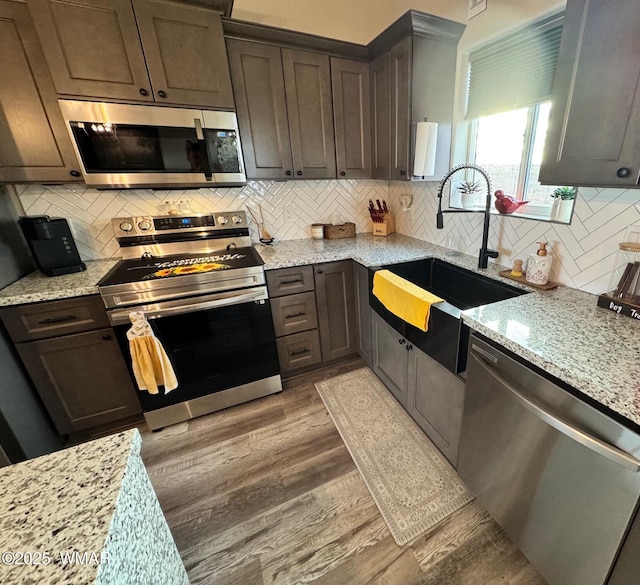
[373,215,394,237]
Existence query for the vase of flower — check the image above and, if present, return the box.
[458,180,481,209]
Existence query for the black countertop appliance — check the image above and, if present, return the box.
[19,215,86,277]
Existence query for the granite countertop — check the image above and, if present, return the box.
[0,259,117,307]
[0,429,140,584]
[1,233,638,427]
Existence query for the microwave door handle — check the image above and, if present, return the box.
[194,118,213,181]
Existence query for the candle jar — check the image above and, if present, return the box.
[311,224,324,239]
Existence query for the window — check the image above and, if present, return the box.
[471,101,558,212]
[463,12,572,220]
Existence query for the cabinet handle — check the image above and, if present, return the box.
[399,170,406,176]
[38,314,77,325]
[157,90,167,98]
[340,171,346,176]
[139,88,149,96]
[398,338,405,345]
[69,170,81,177]
[405,343,413,351]
[290,348,310,357]
[102,334,112,340]
[296,170,303,176]
[616,167,631,178]
[285,171,292,176]
[280,278,302,285]
[317,269,323,274]
[285,312,306,319]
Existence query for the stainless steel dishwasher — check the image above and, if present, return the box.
[458,334,640,585]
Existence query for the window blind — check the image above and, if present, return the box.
[466,13,564,119]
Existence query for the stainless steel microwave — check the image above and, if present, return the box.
[58,100,246,189]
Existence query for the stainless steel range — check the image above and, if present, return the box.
[98,211,281,430]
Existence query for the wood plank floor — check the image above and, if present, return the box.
[140,357,548,585]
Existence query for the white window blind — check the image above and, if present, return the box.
[466,13,564,119]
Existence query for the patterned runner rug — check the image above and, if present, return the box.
[315,367,474,546]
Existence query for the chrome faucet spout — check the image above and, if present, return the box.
[436,163,498,269]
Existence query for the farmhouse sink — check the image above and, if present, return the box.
[369,258,528,374]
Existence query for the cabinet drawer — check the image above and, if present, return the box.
[266,266,314,297]
[271,292,318,337]
[0,295,110,342]
[276,330,322,373]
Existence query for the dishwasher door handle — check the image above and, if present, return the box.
[470,352,640,472]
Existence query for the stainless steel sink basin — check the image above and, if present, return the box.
[369,258,528,374]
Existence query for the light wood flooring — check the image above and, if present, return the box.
[140,357,548,585]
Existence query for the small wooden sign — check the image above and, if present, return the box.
[597,293,640,321]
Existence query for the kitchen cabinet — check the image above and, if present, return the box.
[370,52,391,179]
[0,296,141,435]
[0,0,80,183]
[267,261,357,374]
[227,38,336,180]
[372,311,463,465]
[368,12,465,181]
[353,261,372,367]
[331,57,371,178]
[28,0,234,108]
[314,260,357,361]
[539,0,640,187]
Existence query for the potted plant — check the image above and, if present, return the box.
[459,180,482,209]
[551,186,576,221]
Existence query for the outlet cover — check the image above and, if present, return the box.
[283,205,297,222]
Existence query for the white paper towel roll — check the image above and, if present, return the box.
[413,121,438,177]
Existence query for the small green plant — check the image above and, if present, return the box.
[458,180,482,194]
[552,186,577,200]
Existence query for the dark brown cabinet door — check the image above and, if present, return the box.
[331,58,371,179]
[370,52,391,179]
[0,0,80,183]
[27,0,153,102]
[353,261,372,367]
[390,36,412,181]
[16,328,141,435]
[282,48,336,179]
[314,261,356,361]
[227,39,294,179]
[133,0,234,108]
[540,0,640,187]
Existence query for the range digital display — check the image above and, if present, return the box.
[154,215,215,230]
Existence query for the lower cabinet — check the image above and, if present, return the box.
[0,296,141,435]
[353,261,373,367]
[372,311,464,466]
[267,261,357,374]
[16,329,142,435]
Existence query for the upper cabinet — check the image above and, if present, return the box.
[225,21,371,180]
[540,0,640,187]
[331,57,371,178]
[27,0,234,108]
[368,12,465,181]
[281,48,336,179]
[0,0,80,183]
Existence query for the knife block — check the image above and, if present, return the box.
[372,214,394,237]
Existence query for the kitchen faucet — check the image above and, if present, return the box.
[436,163,499,269]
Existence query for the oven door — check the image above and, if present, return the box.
[109,287,280,414]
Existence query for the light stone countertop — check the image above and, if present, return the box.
[1,233,638,427]
[0,258,117,306]
[0,429,189,585]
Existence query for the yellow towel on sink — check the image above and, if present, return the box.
[372,270,444,332]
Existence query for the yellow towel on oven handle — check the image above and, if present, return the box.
[129,336,179,395]
[372,269,444,332]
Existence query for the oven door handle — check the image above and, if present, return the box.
[108,289,266,325]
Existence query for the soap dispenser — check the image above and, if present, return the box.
[526,242,552,285]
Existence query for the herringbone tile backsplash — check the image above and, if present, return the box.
[17,179,640,294]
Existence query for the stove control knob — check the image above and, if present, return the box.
[217,215,228,225]
[231,215,243,225]
[119,221,133,232]
[138,220,152,231]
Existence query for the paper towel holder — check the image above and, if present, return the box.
[413,119,438,179]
